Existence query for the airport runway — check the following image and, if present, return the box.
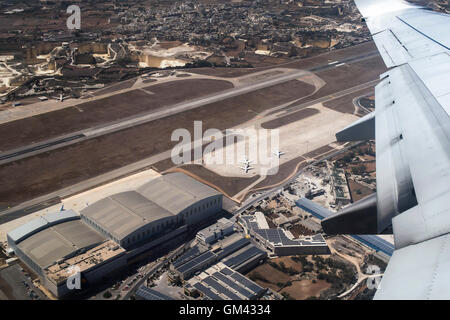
[0,51,379,166]
[282,79,379,114]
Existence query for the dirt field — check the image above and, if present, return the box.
[246,263,291,292]
[280,279,331,300]
[246,256,331,299]
[323,87,375,114]
[0,79,234,151]
[347,179,375,202]
[165,164,260,198]
[272,256,303,272]
[261,108,319,129]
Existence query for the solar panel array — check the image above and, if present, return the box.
[193,282,223,300]
[241,215,327,249]
[203,276,242,300]
[135,286,173,300]
[174,236,255,278]
[192,265,265,300]
[172,246,202,268]
[216,237,250,259]
[229,271,264,295]
[220,267,233,275]
[212,271,254,299]
[223,245,266,270]
[176,251,215,274]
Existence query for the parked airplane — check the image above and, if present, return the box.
[239,157,253,166]
[273,151,284,158]
[51,93,71,102]
[239,163,253,173]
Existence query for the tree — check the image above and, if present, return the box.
[351,164,367,175]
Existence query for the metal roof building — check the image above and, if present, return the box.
[187,264,267,300]
[6,173,223,298]
[81,173,223,249]
[135,286,174,300]
[196,218,234,244]
[7,210,106,278]
[239,214,329,256]
[137,172,221,215]
[295,198,333,219]
[80,191,174,245]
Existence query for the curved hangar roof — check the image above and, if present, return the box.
[81,191,173,241]
[8,210,106,269]
[81,173,221,241]
[138,172,220,214]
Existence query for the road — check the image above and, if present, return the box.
[337,273,383,298]
[121,241,190,300]
[0,51,378,165]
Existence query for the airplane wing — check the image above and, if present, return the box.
[322,0,450,299]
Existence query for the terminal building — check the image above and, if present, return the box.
[7,173,223,298]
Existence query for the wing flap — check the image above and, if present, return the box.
[375,233,450,300]
[356,0,448,68]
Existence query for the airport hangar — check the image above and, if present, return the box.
[7,172,223,298]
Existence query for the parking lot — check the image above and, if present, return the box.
[0,264,46,300]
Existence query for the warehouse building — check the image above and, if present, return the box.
[81,172,222,249]
[196,218,234,245]
[135,286,173,300]
[171,233,252,280]
[7,210,127,298]
[185,263,266,300]
[239,214,329,256]
[7,173,223,298]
